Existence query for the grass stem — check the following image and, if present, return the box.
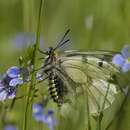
[23,0,44,130]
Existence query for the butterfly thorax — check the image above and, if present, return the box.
[45,49,59,65]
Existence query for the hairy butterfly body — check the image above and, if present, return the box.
[42,47,67,107]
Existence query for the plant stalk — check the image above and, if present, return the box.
[23,0,44,130]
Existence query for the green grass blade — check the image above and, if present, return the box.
[23,0,44,130]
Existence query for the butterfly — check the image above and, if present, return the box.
[38,29,127,114]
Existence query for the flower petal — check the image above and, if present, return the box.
[0,90,7,101]
[33,113,44,122]
[8,92,16,99]
[4,125,17,130]
[36,73,43,81]
[0,81,4,91]
[122,63,130,72]
[48,110,54,116]
[33,103,44,114]
[9,78,23,87]
[121,45,130,59]
[7,66,20,78]
[43,116,57,130]
[33,103,44,122]
[42,110,57,130]
[112,54,125,67]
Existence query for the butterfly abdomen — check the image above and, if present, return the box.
[48,72,63,106]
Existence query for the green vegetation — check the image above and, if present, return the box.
[0,0,130,130]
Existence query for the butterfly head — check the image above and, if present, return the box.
[46,46,59,62]
[47,46,54,55]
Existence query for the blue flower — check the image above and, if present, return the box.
[7,66,23,86]
[12,32,44,50]
[7,67,20,78]
[33,103,44,122]
[42,110,57,130]
[7,66,29,86]
[0,79,16,101]
[4,124,17,130]
[0,66,29,101]
[112,45,130,72]
[33,103,57,130]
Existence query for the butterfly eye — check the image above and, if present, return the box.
[47,47,53,54]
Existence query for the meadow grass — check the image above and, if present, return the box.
[0,0,130,130]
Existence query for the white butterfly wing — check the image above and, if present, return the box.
[56,50,125,113]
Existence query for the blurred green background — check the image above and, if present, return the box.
[1,0,130,68]
[0,0,130,130]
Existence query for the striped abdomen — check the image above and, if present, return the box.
[48,72,64,106]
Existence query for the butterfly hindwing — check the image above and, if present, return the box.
[55,50,124,113]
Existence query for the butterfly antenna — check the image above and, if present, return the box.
[38,57,45,60]
[54,39,70,51]
[38,49,48,55]
[54,29,70,50]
